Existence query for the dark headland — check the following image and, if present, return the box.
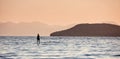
[50,23,120,37]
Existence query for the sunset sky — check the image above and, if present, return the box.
[0,0,120,26]
[0,0,120,36]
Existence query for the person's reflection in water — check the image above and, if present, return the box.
[37,34,40,46]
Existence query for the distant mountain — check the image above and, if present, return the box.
[0,22,66,36]
[50,23,120,36]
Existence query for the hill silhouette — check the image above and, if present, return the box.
[0,22,65,36]
[50,23,120,36]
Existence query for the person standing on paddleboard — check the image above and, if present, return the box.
[37,34,40,45]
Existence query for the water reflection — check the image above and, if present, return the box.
[0,36,120,59]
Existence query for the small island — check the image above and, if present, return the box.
[50,23,120,36]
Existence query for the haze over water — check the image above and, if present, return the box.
[0,36,120,59]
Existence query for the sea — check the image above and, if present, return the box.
[0,36,120,59]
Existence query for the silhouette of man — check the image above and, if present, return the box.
[37,34,40,45]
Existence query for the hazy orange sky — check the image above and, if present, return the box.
[0,0,120,26]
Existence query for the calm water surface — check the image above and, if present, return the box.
[0,36,120,59]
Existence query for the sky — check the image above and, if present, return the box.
[0,0,120,36]
[0,0,120,26]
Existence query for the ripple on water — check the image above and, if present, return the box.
[0,36,120,59]
[113,54,120,57]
